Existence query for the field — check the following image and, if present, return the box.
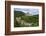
[14,11,39,27]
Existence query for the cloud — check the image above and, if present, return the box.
[14,8,39,15]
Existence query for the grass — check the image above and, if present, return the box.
[14,15,39,27]
[14,11,39,27]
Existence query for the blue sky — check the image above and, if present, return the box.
[14,8,39,15]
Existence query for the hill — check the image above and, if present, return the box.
[14,11,39,27]
[14,11,25,17]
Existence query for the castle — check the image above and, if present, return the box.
[25,12,32,16]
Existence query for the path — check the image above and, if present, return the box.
[16,17,32,26]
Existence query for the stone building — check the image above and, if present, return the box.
[25,12,32,16]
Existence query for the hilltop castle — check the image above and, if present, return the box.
[25,12,32,16]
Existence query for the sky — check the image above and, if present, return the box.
[14,8,39,15]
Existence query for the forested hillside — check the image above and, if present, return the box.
[14,11,39,27]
